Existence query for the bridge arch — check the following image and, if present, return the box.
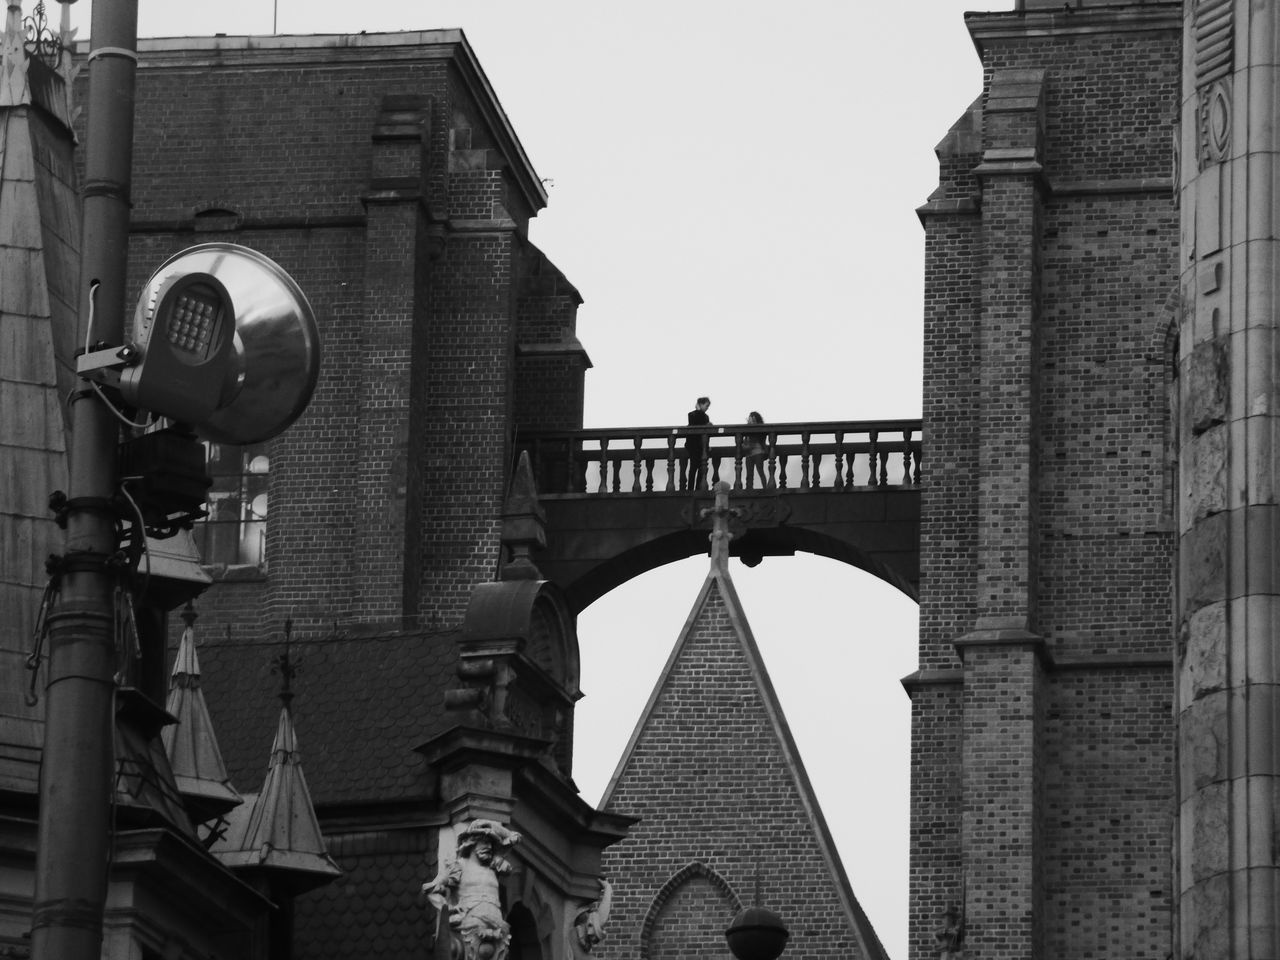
[515,419,922,615]
[540,499,919,615]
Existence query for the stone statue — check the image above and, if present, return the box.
[935,903,964,960]
[423,819,522,960]
[572,879,613,954]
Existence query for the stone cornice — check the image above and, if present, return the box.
[88,30,549,215]
[516,340,593,367]
[954,621,1052,668]
[900,651,1170,695]
[966,4,1181,57]
[1050,177,1174,197]
[916,196,981,223]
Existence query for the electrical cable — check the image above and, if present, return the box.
[89,380,151,429]
[83,280,99,358]
[117,479,151,601]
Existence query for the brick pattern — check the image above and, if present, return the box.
[1037,195,1178,661]
[1042,668,1172,958]
[905,683,963,960]
[914,10,1180,960]
[644,872,736,960]
[354,194,418,622]
[92,36,584,646]
[54,34,597,960]
[413,226,515,622]
[975,173,1043,623]
[598,577,876,960]
[960,644,1044,957]
[918,204,980,670]
[125,61,446,224]
[514,245,587,432]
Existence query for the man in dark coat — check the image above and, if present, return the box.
[684,396,711,490]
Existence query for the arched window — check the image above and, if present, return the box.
[641,862,741,960]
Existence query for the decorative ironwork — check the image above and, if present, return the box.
[23,1,63,69]
[271,618,299,707]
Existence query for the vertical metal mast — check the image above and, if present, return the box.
[30,1,138,958]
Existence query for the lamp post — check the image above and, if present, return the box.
[30,1,139,958]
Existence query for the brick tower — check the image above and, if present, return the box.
[912,2,1180,958]
[596,485,887,960]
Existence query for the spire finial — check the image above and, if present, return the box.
[272,617,297,709]
[700,481,740,570]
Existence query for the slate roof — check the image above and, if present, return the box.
[194,628,459,808]
[0,0,76,721]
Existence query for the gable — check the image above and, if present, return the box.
[597,573,886,960]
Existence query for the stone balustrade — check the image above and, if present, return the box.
[516,420,922,496]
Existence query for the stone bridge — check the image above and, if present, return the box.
[512,420,922,613]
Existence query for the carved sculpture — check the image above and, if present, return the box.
[423,819,523,960]
[934,903,964,960]
[572,879,613,954]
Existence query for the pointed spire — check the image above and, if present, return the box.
[212,620,339,892]
[56,0,79,111]
[273,616,298,709]
[0,0,78,689]
[1,0,30,108]
[500,450,547,580]
[162,603,244,825]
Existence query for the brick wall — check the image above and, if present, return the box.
[599,576,880,960]
[100,35,564,644]
[913,7,1179,958]
[514,244,588,432]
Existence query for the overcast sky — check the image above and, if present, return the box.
[65,3,1013,956]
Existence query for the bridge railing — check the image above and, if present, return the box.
[515,419,922,496]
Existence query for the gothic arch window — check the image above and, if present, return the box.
[640,862,742,960]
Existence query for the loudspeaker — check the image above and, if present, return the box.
[120,243,321,445]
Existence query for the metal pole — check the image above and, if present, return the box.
[30,1,138,958]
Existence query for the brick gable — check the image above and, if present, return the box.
[597,569,885,960]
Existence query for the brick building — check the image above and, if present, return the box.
[118,27,621,960]
[910,2,1180,958]
[0,24,619,960]
[3,19,878,960]
[12,1,1277,958]
[596,491,887,960]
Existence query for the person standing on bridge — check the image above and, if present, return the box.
[684,396,712,490]
[743,411,768,490]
